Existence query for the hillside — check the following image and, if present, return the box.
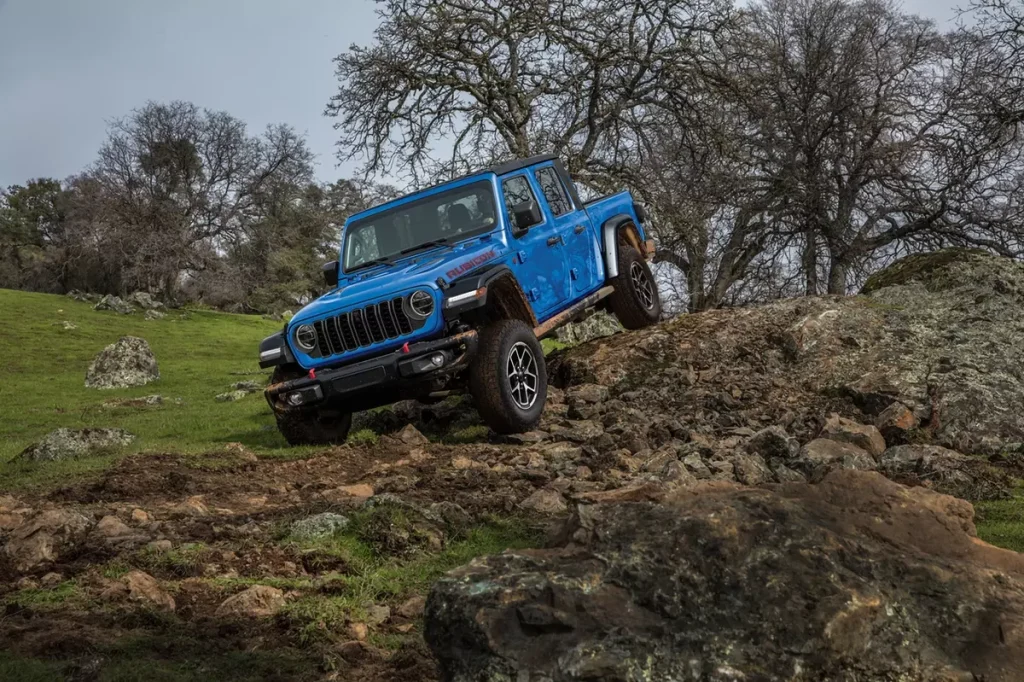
[0,250,1023,681]
[0,289,286,487]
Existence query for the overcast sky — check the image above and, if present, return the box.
[0,0,961,188]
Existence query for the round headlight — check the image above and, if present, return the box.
[406,290,435,319]
[295,324,317,351]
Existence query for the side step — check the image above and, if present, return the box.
[533,286,614,339]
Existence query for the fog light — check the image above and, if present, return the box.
[430,353,445,367]
[286,392,304,406]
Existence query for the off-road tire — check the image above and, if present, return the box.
[469,319,547,434]
[608,244,661,329]
[271,366,352,446]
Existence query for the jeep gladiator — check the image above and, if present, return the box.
[259,154,660,444]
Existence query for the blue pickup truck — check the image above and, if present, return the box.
[259,154,660,444]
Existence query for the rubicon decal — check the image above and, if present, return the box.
[446,250,496,279]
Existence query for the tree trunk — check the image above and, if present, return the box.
[803,233,818,295]
[827,259,848,295]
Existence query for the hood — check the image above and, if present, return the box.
[290,237,504,325]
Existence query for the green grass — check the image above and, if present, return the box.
[0,288,294,488]
[280,517,540,644]
[976,488,1024,552]
[541,337,568,354]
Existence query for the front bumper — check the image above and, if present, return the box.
[264,330,477,414]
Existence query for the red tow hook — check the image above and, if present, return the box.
[401,342,410,354]
[308,369,316,380]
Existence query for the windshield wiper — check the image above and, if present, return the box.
[347,256,396,273]
[399,238,454,256]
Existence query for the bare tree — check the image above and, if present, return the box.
[326,0,731,183]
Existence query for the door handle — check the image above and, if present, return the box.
[546,236,563,247]
[574,224,585,234]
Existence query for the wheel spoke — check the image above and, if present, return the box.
[506,341,539,410]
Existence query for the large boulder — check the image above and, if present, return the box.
[2,509,93,573]
[19,428,135,462]
[549,249,1024,456]
[85,336,160,389]
[125,291,164,310]
[426,470,1024,681]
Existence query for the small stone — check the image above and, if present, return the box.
[144,310,167,321]
[505,430,550,445]
[348,622,369,641]
[147,539,173,552]
[215,585,286,618]
[662,460,698,486]
[746,426,799,459]
[681,454,712,479]
[336,640,369,660]
[123,570,175,611]
[876,402,919,445]
[574,465,593,480]
[96,515,132,537]
[566,384,610,404]
[797,439,877,479]
[520,488,568,514]
[731,454,773,485]
[575,482,667,504]
[396,424,430,445]
[397,595,426,619]
[451,456,475,470]
[175,496,209,516]
[131,509,151,524]
[231,380,262,392]
[338,483,374,500]
[820,414,886,457]
[397,623,415,633]
[40,572,63,588]
[366,604,391,625]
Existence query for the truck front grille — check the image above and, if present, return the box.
[312,297,416,355]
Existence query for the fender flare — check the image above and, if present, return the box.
[601,215,641,279]
[443,264,516,319]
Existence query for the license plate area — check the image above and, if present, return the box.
[333,366,387,393]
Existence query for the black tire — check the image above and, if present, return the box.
[608,244,661,329]
[469,319,547,434]
[271,366,352,446]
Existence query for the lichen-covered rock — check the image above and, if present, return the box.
[85,336,159,389]
[123,570,175,611]
[126,291,164,310]
[427,470,1024,682]
[875,401,919,444]
[796,438,877,479]
[289,512,350,539]
[215,390,249,402]
[555,310,622,345]
[550,249,1024,456]
[19,428,135,462]
[93,295,134,315]
[143,309,166,321]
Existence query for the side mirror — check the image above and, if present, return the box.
[322,261,339,287]
[511,201,543,235]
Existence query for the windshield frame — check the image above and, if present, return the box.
[340,178,498,274]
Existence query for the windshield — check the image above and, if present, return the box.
[343,180,497,271]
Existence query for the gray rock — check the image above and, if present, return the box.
[126,291,164,310]
[876,401,919,445]
[555,310,622,344]
[681,453,712,479]
[796,438,877,479]
[289,512,350,539]
[730,453,773,485]
[565,384,610,404]
[85,336,160,389]
[519,488,568,515]
[94,294,135,315]
[746,426,799,459]
[231,380,262,393]
[215,390,250,402]
[19,428,136,462]
[428,470,1023,682]
[144,310,166,321]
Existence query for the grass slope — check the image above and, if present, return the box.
[0,288,290,488]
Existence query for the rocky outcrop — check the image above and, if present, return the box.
[549,249,1024,457]
[426,470,1024,682]
[19,428,136,462]
[85,336,160,389]
[93,295,134,315]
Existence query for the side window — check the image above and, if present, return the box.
[534,166,573,216]
[501,175,539,232]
